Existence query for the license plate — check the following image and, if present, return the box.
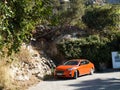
[56,73,63,75]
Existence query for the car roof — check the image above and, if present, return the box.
[69,59,88,62]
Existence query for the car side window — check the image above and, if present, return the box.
[85,61,89,64]
[81,61,89,65]
[80,61,85,65]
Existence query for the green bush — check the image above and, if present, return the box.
[82,5,120,31]
[57,34,120,71]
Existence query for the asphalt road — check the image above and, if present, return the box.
[28,71,120,90]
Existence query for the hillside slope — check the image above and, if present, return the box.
[0,43,55,90]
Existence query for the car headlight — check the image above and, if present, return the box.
[67,68,74,71]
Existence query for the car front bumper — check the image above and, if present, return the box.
[54,70,75,78]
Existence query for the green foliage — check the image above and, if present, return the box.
[108,5,120,30]
[69,0,86,27]
[58,40,82,59]
[35,3,119,70]
[53,0,86,28]
[0,0,53,54]
[57,33,120,70]
[82,5,120,31]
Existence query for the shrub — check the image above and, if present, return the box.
[57,34,120,71]
[82,4,120,31]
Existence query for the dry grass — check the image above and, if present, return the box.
[0,60,13,90]
[15,47,31,63]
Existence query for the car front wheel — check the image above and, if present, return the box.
[73,70,78,79]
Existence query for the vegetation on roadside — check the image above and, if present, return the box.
[57,4,120,70]
[82,5,120,31]
[0,61,12,90]
[0,0,120,89]
[0,0,54,55]
[57,31,120,70]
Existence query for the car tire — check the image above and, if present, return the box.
[90,68,94,75]
[73,70,78,79]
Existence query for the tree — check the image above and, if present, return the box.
[0,0,53,54]
[82,5,120,31]
[70,0,86,27]
[52,0,86,27]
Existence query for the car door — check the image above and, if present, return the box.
[78,61,86,75]
[78,60,90,75]
[84,60,91,74]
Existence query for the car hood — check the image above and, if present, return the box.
[56,65,78,71]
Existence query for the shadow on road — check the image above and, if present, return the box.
[96,69,120,74]
[42,71,120,90]
[44,77,76,82]
[68,78,120,90]
[44,69,120,82]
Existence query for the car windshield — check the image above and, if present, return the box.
[64,61,79,65]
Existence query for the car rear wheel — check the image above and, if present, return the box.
[90,68,94,75]
[73,70,78,79]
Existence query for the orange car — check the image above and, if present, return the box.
[54,59,95,79]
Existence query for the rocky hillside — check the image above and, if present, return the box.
[11,44,55,79]
[7,43,56,90]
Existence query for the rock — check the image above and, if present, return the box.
[10,44,55,81]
